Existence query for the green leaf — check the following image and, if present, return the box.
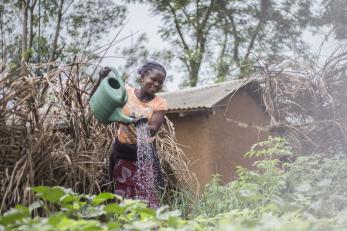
[157,206,181,221]
[0,205,29,226]
[107,221,122,230]
[54,216,104,230]
[91,193,116,205]
[47,213,66,227]
[60,194,76,204]
[31,186,50,194]
[104,203,125,215]
[29,201,44,212]
[80,205,105,218]
[137,207,156,219]
[124,221,157,230]
[32,186,67,203]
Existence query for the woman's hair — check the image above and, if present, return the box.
[137,61,166,77]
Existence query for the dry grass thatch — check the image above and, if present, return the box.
[258,45,347,154]
[0,61,196,212]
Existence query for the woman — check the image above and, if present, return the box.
[94,62,167,208]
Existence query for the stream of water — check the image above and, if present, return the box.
[135,122,163,208]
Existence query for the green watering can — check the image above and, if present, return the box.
[89,67,134,124]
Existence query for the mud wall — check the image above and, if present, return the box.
[166,89,270,189]
[207,89,269,184]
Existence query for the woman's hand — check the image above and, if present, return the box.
[133,117,148,126]
[99,66,112,79]
[89,66,112,99]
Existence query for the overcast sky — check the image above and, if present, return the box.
[102,3,339,91]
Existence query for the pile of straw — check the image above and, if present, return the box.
[0,62,194,212]
[259,45,347,154]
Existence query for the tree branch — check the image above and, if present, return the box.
[62,0,75,15]
[217,0,240,66]
[168,2,190,52]
[216,27,228,81]
[244,0,270,61]
[50,0,64,62]
[182,7,197,31]
[21,0,30,63]
[200,0,215,34]
[28,0,37,49]
[196,0,215,53]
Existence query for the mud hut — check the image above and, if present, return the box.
[159,78,270,188]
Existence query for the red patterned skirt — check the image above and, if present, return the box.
[112,159,160,208]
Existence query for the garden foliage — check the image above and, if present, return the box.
[1,137,347,230]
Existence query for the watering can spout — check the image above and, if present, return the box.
[109,108,134,124]
[89,67,134,124]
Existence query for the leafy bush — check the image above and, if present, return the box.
[281,153,347,218]
[190,137,347,230]
[192,137,291,217]
[0,186,188,231]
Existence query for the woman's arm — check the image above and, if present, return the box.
[148,110,166,136]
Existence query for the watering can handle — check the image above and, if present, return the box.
[89,66,113,99]
[99,66,122,79]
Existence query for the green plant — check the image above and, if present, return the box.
[192,137,290,218]
[161,187,197,219]
[280,154,347,218]
[0,186,190,231]
[187,136,347,228]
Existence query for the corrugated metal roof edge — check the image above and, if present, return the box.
[158,78,252,97]
[160,77,261,112]
[166,106,210,113]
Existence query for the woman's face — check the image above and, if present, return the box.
[141,69,165,95]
